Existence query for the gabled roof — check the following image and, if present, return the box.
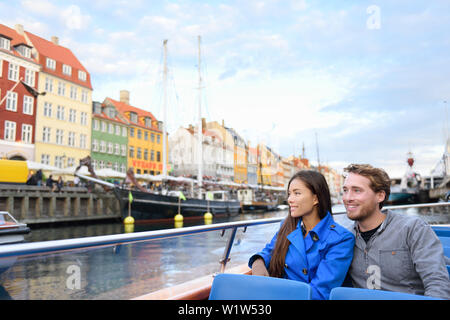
[24,30,92,89]
[105,97,161,132]
[0,24,39,64]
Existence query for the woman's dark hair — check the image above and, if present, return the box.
[268,170,332,278]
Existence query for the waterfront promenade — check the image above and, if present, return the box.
[0,184,120,225]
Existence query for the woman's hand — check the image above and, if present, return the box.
[251,258,269,276]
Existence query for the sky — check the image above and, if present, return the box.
[2,0,450,178]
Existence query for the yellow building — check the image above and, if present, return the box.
[109,91,167,175]
[20,28,93,168]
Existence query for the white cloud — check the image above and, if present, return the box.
[61,5,91,30]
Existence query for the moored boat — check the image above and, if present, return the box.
[0,211,30,245]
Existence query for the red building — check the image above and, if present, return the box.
[0,24,40,160]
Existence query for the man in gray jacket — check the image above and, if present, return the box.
[342,164,450,299]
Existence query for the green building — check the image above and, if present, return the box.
[91,101,129,173]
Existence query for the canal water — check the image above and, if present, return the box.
[0,204,449,300]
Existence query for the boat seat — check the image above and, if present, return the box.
[439,236,450,247]
[209,273,312,300]
[432,226,450,238]
[329,287,442,300]
[444,246,450,258]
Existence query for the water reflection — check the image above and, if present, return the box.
[1,205,448,300]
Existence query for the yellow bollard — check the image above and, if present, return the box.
[174,213,184,222]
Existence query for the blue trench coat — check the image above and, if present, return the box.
[248,212,355,300]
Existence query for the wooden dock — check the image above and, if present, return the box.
[0,184,121,225]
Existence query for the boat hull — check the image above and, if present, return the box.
[115,189,242,222]
[387,192,418,205]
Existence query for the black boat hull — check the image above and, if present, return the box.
[115,189,242,221]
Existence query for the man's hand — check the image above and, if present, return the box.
[251,258,269,276]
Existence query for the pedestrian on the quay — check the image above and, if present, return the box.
[342,163,450,299]
[249,170,355,300]
[46,175,55,189]
[55,176,64,192]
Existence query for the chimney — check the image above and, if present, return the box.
[120,90,130,104]
[15,24,24,36]
[51,36,59,45]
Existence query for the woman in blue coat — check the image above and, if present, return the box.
[249,170,355,300]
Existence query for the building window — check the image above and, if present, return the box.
[121,145,126,157]
[62,64,72,76]
[81,90,88,103]
[115,125,121,135]
[157,134,161,144]
[80,112,87,125]
[55,156,64,168]
[41,154,50,165]
[0,37,11,51]
[42,127,51,142]
[144,149,148,160]
[101,121,106,132]
[108,142,113,154]
[45,77,53,93]
[129,146,134,158]
[56,105,65,120]
[137,147,142,159]
[137,129,142,139]
[92,139,99,152]
[46,58,56,70]
[6,91,18,111]
[69,109,76,123]
[21,124,32,143]
[151,150,155,161]
[144,131,148,140]
[56,129,64,145]
[17,45,31,58]
[122,127,127,137]
[70,86,77,100]
[157,151,161,162]
[68,132,75,147]
[57,81,65,96]
[151,133,155,142]
[130,112,138,123]
[4,121,16,141]
[44,102,52,117]
[93,119,99,130]
[67,157,75,167]
[8,63,18,81]
[129,127,134,137]
[80,134,87,149]
[100,140,106,153]
[23,96,34,115]
[108,123,114,134]
[24,69,35,87]
[115,143,120,155]
[78,70,87,81]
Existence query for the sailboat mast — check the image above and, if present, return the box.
[197,35,203,197]
[162,39,168,178]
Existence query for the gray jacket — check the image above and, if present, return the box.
[349,210,450,299]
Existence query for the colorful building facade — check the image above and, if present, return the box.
[91,101,129,173]
[22,27,93,168]
[109,91,167,175]
[0,24,40,161]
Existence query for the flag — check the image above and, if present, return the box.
[178,191,186,201]
[128,191,133,203]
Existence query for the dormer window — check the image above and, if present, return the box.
[144,117,152,127]
[62,64,72,76]
[0,36,11,51]
[78,70,86,81]
[107,107,116,119]
[130,112,138,123]
[16,44,31,58]
[46,58,56,70]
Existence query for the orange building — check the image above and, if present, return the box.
[106,90,167,175]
